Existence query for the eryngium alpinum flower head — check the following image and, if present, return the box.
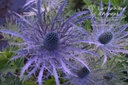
[0,0,91,85]
[63,59,95,85]
[85,0,128,66]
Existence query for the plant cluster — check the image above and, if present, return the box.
[0,0,128,85]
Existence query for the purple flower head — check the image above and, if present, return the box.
[63,60,94,85]
[0,0,91,85]
[67,67,93,85]
[76,67,90,79]
[85,0,128,66]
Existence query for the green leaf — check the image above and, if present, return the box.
[44,76,56,85]
[13,58,24,69]
[83,0,92,5]
[0,57,8,69]
[0,75,22,85]
[24,81,37,85]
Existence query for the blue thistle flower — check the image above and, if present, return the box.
[85,0,128,66]
[66,67,94,85]
[63,60,94,85]
[43,32,59,51]
[77,67,90,79]
[0,0,91,85]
